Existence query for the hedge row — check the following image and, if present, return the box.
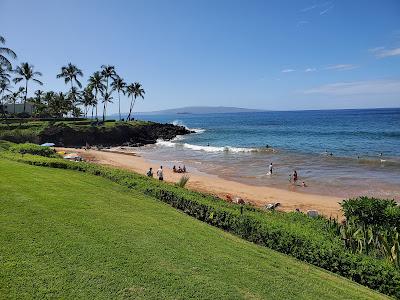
[2,152,400,298]
[8,143,59,158]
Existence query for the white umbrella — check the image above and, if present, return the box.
[40,143,55,147]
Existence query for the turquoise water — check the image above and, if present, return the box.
[133,108,400,200]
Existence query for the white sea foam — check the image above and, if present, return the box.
[172,120,205,134]
[156,139,261,153]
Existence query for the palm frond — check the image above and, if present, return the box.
[0,47,17,59]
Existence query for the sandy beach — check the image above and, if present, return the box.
[57,147,343,218]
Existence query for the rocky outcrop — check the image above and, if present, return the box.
[38,122,192,147]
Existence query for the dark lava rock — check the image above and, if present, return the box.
[39,122,192,147]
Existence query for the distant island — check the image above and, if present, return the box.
[131,106,266,115]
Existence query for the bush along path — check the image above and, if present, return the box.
[1,150,400,298]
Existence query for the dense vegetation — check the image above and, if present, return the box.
[0,34,144,121]
[0,143,399,298]
[340,197,400,267]
[0,120,190,146]
[1,158,388,299]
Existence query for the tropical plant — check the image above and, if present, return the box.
[56,63,83,112]
[13,62,43,113]
[111,76,126,121]
[101,91,113,121]
[0,35,17,70]
[82,86,95,118]
[5,86,25,115]
[67,86,82,116]
[176,175,190,188]
[0,80,12,117]
[47,92,69,118]
[88,71,104,120]
[100,65,117,121]
[126,82,145,121]
[0,65,11,84]
[56,63,83,90]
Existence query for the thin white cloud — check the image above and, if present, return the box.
[305,68,317,72]
[281,69,296,73]
[320,5,334,15]
[325,64,359,71]
[369,47,400,58]
[303,79,400,95]
[300,4,318,12]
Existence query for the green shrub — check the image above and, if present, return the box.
[176,175,190,187]
[342,196,400,229]
[2,152,400,298]
[8,143,58,158]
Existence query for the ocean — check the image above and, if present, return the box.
[132,108,400,200]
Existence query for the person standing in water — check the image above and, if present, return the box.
[157,166,164,181]
[268,163,273,175]
[292,170,298,184]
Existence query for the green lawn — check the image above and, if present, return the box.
[0,159,387,299]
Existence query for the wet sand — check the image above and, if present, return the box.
[56,147,343,218]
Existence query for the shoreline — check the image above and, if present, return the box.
[56,147,343,218]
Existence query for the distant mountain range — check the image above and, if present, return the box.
[132,106,265,115]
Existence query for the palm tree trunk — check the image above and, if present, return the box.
[95,89,98,121]
[23,80,28,114]
[127,96,133,121]
[118,91,121,121]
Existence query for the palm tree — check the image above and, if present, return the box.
[100,65,117,121]
[88,71,104,120]
[67,86,82,117]
[126,82,145,121]
[0,80,12,117]
[0,66,11,84]
[101,91,113,122]
[57,63,83,89]
[13,62,43,113]
[82,86,95,118]
[33,89,46,116]
[0,35,17,70]
[57,63,83,113]
[34,89,43,103]
[111,76,126,121]
[6,87,25,115]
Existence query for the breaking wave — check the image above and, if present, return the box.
[156,139,271,153]
[172,120,205,134]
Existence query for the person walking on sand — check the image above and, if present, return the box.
[146,167,153,177]
[157,166,164,181]
[268,162,273,175]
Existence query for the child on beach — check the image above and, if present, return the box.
[157,166,164,181]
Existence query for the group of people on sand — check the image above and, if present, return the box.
[146,164,188,181]
[173,165,187,173]
[268,162,307,187]
[146,166,164,181]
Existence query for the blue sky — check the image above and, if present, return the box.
[1,0,400,113]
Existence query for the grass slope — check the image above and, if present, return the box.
[0,159,387,299]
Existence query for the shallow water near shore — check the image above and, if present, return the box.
[131,108,400,200]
